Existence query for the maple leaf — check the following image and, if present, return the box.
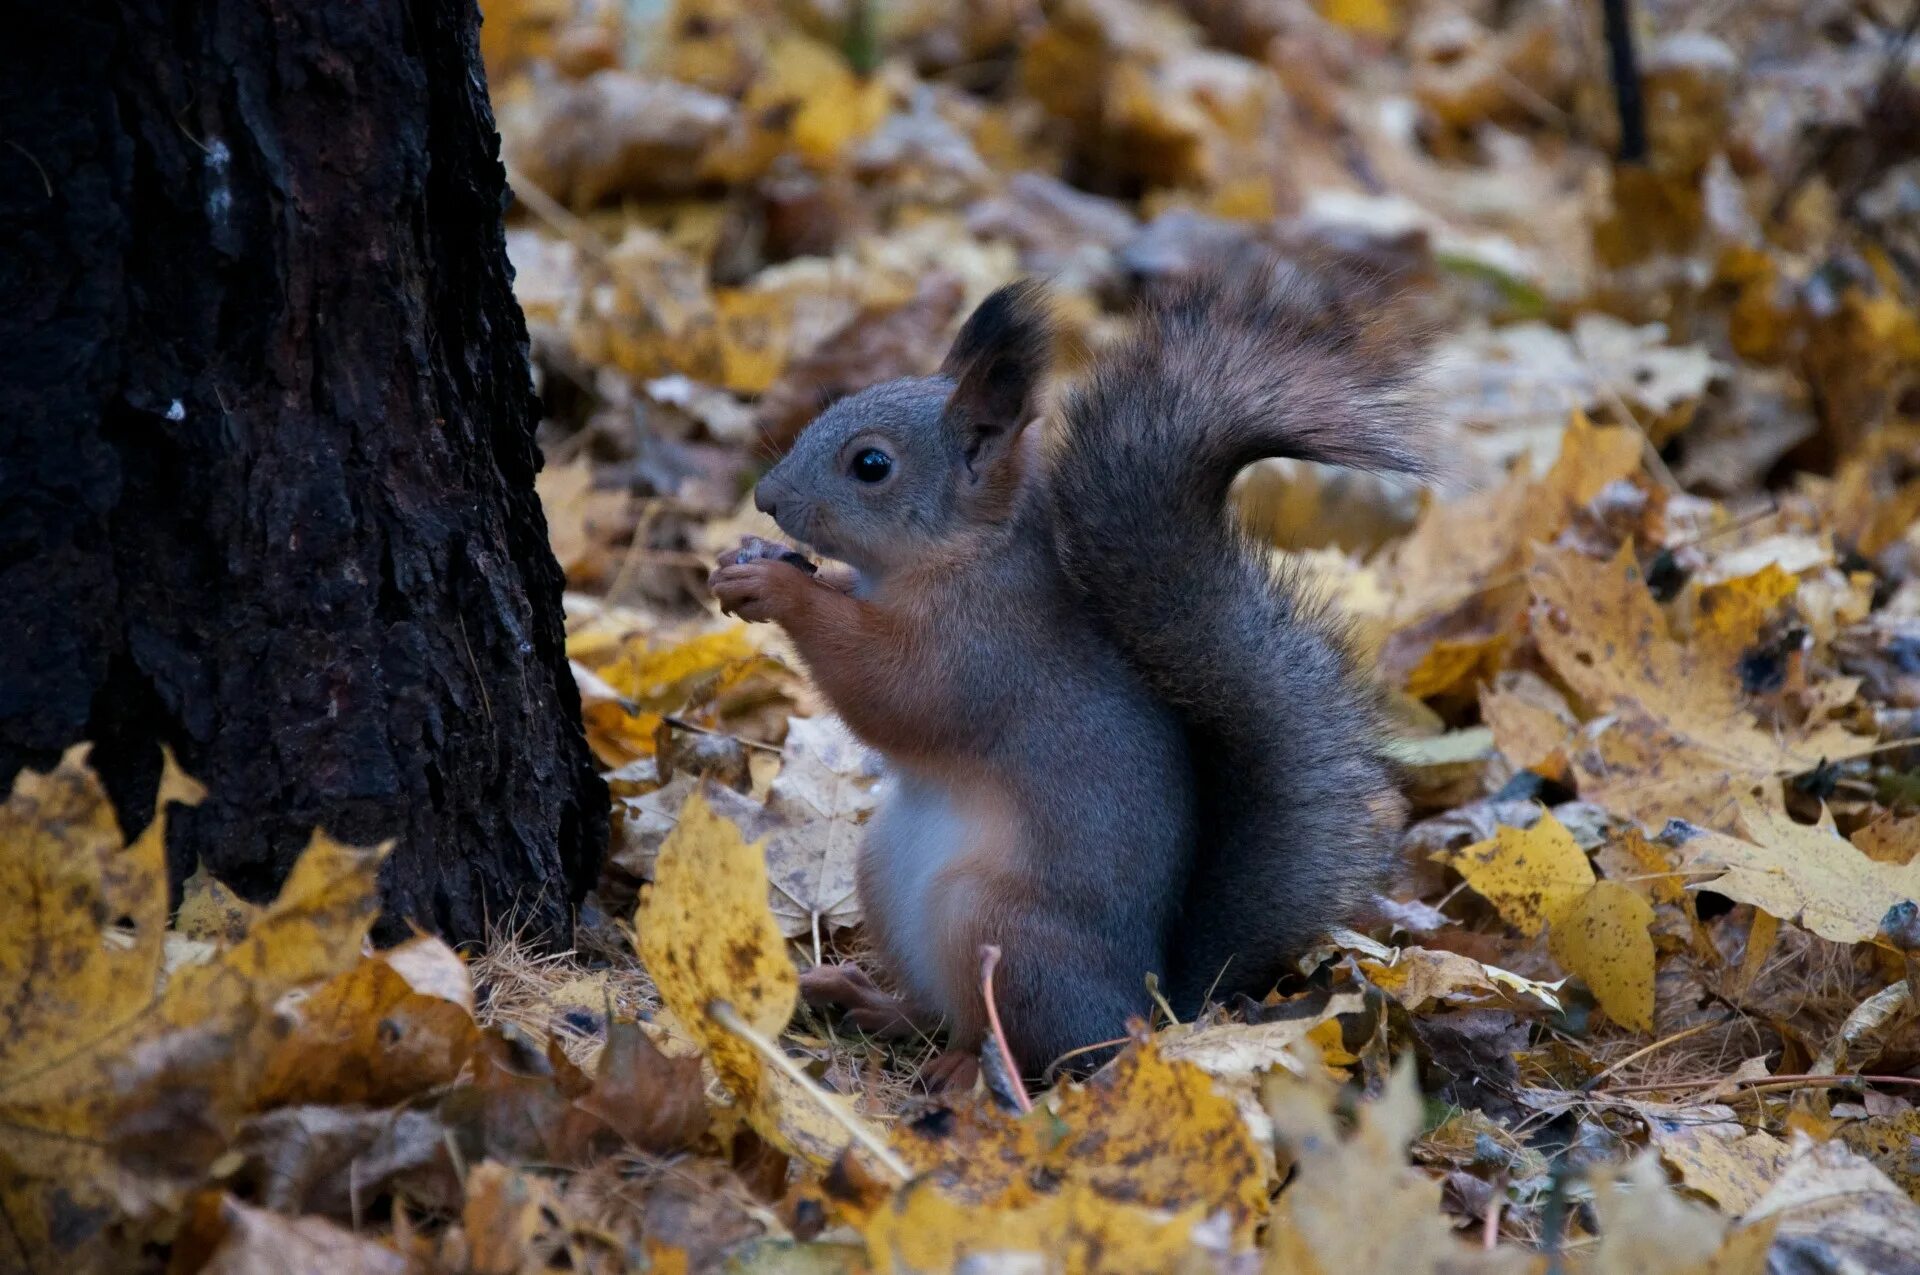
[1529,543,1875,830]
[1682,805,1920,946]
[0,749,385,1267]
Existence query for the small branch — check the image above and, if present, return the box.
[1042,1035,1133,1086]
[1600,0,1647,165]
[707,999,913,1180]
[1600,1071,1920,1097]
[980,945,1032,1113]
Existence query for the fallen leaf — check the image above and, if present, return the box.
[1530,544,1873,829]
[861,1178,1204,1275]
[637,785,796,1103]
[176,1191,411,1275]
[252,936,478,1110]
[1442,815,1655,1030]
[1637,1103,1790,1213]
[1265,1060,1516,1272]
[1686,804,1920,945]
[574,1018,709,1155]
[1745,1135,1920,1272]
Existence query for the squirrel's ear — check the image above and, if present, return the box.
[941,280,1053,476]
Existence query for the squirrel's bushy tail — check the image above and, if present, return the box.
[1051,261,1429,1011]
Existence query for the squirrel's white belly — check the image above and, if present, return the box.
[861,771,978,1010]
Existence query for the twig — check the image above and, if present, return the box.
[1600,1071,1920,1097]
[1483,1180,1504,1250]
[1600,0,1647,165]
[662,714,783,754]
[1042,1035,1133,1085]
[707,999,914,1180]
[980,946,1031,1113]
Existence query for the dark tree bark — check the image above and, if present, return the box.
[1,1,607,942]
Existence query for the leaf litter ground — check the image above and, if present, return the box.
[9,0,1920,1270]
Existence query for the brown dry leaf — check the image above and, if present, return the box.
[574,1018,709,1155]
[1685,804,1920,945]
[1378,411,1643,632]
[251,936,477,1110]
[1855,813,1920,866]
[1441,815,1655,1030]
[441,1028,609,1166]
[1530,544,1874,829]
[232,1106,460,1218]
[176,1191,410,1275]
[755,272,967,450]
[1343,933,1565,1014]
[537,457,632,583]
[715,715,879,939]
[500,70,735,207]
[460,1160,565,1275]
[1481,670,1578,778]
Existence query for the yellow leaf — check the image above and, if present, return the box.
[0,752,384,1267]
[1403,634,1507,701]
[1444,817,1656,1029]
[885,1039,1269,1243]
[1691,564,1798,670]
[637,787,795,1101]
[1640,1107,1789,1213]
[1319,0,1399,38]
[1547,881,1656,1032]
[862,1179,1203,1275]
[1442,816,1595,938]
[713,288,794,395]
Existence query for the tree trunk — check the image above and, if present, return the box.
[1,1,607,943]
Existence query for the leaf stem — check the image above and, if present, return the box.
[707,999,913,1180]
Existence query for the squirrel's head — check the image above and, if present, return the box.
[755,281,1054,580]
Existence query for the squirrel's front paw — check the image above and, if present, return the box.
[709,558,809,623]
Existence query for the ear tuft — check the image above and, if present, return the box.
[941,280,1055,471]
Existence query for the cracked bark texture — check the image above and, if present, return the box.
[0,1,607,942]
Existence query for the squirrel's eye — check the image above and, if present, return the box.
[850,448,893,483]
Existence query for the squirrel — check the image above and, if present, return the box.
[709,259,1427,1080]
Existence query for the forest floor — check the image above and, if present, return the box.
[10,0,1920,1270]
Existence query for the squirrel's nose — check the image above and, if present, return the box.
[753,480,779,521]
